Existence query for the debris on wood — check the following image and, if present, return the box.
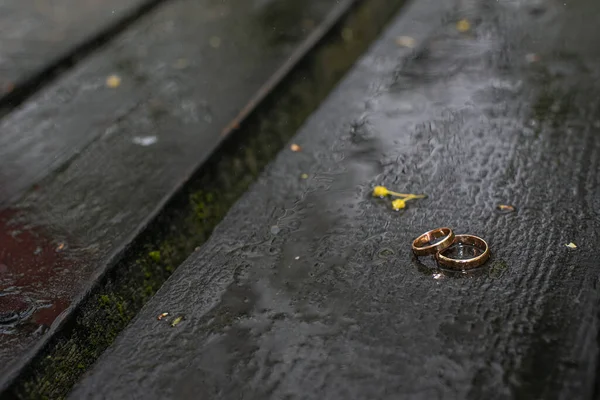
[373,186,426,210]
[395,36,415,48]
[392,199,406,210]
[456,19,471,33]
[373,185,406,198]
[372,186,425,199]
[497,204,516,212]
[392,194,424,211]
[106,75,122,88]
[157,312,169,320]
[171,315,184,327]
[290,143,301,152]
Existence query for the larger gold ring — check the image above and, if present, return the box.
[412,227,455,256]
[435,234,490,270]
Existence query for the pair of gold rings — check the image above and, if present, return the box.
[412,227,490,270]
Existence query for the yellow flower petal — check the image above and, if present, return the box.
[566,242,577,249]
[392,199,406,210]
[456,19,470,33]
[106,74,121,88]
[373,186,389,197]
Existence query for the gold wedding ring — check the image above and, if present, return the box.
[412,227,455,256]
[436,234,490,270]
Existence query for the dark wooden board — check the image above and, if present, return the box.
[0,0,156,96]
[0,0,355,387]
[68,0,600,398]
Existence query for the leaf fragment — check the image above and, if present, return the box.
[157,312,169,320]
[497,204,516,212]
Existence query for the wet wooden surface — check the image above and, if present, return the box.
[68,0,600,398]
[0,0,365,390]
[0,0,154,96]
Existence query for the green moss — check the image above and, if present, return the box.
[148,251,161,262]
[98,295,110,306]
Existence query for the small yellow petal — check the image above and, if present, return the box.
[301,173,309,179]
[392,199,406,210]
[106,74,121,88]
[373,186,389,197]
[456,19,471,33]
[566,242,577,249]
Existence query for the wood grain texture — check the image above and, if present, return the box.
[70,0,600,399]
[0,0,354,387]
[0,0,149,93]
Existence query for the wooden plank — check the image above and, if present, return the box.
[0,0,359,387]
[0,0,156,96]
[67,0,600,398]
[0,0,342,206]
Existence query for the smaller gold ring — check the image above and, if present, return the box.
[435,234,490,270]
[412,227,455,256]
